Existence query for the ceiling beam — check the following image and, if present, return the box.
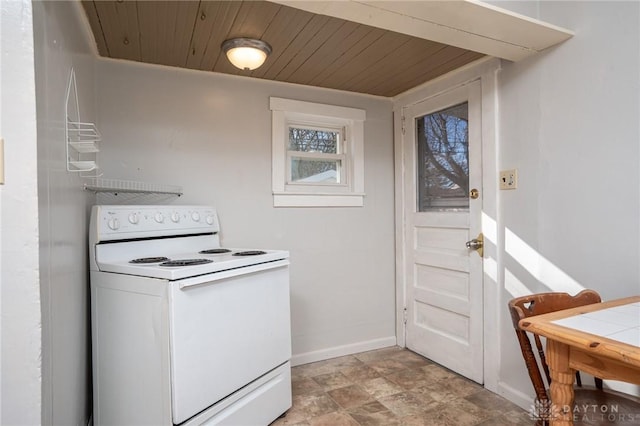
[268,0,573,62]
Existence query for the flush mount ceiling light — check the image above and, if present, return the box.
[221,38,272,71]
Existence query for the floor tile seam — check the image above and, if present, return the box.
[345,376,409,403]
[341,410,365,426]
[325,385,378,411]
[303,409,364,426]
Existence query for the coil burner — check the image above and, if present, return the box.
[160,259,213,267]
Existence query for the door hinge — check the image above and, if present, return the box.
[401,114,406,135]
[403,307,408,325]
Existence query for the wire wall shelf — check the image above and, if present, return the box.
[84,178,183,196]
[66,68,101,177]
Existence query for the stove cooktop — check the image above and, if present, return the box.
[97,246,289,281]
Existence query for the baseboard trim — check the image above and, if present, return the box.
[496,380,534,412]
[291,336,397,367]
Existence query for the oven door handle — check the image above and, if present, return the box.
[177,259,289,289]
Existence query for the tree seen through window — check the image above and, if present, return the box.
[417,102,469,211]
[289,127,341,183]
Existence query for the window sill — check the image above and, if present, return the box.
[273,192,365,207]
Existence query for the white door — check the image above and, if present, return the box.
[402,81,483,383]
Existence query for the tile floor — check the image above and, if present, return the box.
[271,346,532,426]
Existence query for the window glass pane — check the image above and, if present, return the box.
[289,127,339,153]
[416,102,469,211]
[291,158,340,183]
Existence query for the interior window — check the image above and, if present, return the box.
[270,97,365,207]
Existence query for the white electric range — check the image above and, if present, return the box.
[89,205,292,425]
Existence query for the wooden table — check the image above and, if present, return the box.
[519,296,640,425]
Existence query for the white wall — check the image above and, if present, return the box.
[95,60,397,363]
[33,1,96,424]
[0,1,42,424]
[495,1,640,406]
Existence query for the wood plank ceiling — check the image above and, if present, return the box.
[81,0,485,97]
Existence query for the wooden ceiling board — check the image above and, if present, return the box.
[92,0,141,61]
[283,21,358,84]
[135,1,162,64]
[375,49,484,96]
[341,38,444,94]
[306,26,385,88]
[370,47,469,95]
[227,1,281,40]
[185,1,223,69]
[417,50,485,85]
[136,1,200,67]
[318,31,411,91]
[258,14,332,81]
[81,1,109,56]
[193,1,242,71]
[274,18,346,82]
[249,7,315,79]
[298,24,375,86]
[79,0,505,97]
[376,46,467,95]
[283,20,361,86]
[169,1,200,67]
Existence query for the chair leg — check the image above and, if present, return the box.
[595,377,603,389]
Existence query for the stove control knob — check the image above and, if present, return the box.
[191,212,201,222]
[171,212,180,223]
[128,213,139,224]
[107,218,120,230]
[206,215,214,225]
[154,212,165,223]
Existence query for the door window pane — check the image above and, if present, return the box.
[417,102,469,211]
[290,158,340,183]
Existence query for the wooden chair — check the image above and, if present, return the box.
[508,290,640,425]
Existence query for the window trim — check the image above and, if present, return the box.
[270,97,365,207]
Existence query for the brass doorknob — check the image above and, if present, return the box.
[465,233,484,257]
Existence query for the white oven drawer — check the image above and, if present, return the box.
[169,264,291,424]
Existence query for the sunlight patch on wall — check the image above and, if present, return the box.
[505,228,584,295]
[482,212,497,245]
[504,268,532,298]
[484,256,498,283]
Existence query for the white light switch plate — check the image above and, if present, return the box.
[500,169,517,190]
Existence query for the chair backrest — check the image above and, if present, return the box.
[507,290,602,403]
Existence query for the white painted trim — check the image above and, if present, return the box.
[273,193,364,207]
[394,57,501,105]
[270,0,572,62]
[291,336,397,366]
[497,381,535,412]
[270,97,366,207]
[270,97,366,121]
[479,61,502,394]
[393,108,406,348]
[392,57,501,390]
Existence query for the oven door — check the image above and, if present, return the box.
[168,260,291,424]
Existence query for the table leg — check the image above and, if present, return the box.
[547,339,575,426]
